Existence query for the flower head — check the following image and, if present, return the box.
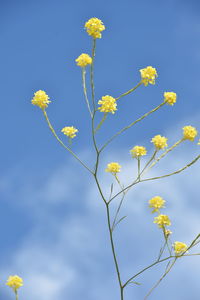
[98,95,117,114]
[85,18,105,39]
[6,275,23,292]
[106,162,121,174]
[182,125,198,141]
[151,134,168,150]
[31,90,51,109]
[75,53,92,67]
[140,66,158,86]
[130,146,147,158]
[173,241,188,255]
[61,126,78,139]
[149,196,165,213]
[165,229,172,237]
[164,92,177,105]
[154,214,171,228]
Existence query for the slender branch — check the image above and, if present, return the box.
[111,176,127,231]
[109,154,200,203]
[115,82,142,101]
[81,68,93,117]
[43,110,93,174]
[143,258,177,300]
[15,290,18,300]
[90,38,96,112]
[95,112,108,133]
[144,138,184,173]
[100,102,165,153]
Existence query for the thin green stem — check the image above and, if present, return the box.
[90,38,96,111]
[95,113,108,133]
[115,82,142,101]
[106,203,124,299]
[145,138,184,173]
[15,290,18,300]
[112,175,126,231]
[137,157,141,180]
[81,68,93,117]
[43,110,93,174]
[100,102,165,153]
[143,258,177,300]
[109,154,200,203]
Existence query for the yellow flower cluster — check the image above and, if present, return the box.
[130,146,147,158]
[149,196,165,213]
[106,162,121,174]
[140,66,158,86]
[164,92,177,105]
[85,17,105,39]
[182,125,198,141]
[61,126,78,138]
[6,275,23,292]
[98,95,117,114]
[151,134,168,150]
[173,241,188,255]
[75,53,92,67]
[154,214,171,228]
[31,90,51,109]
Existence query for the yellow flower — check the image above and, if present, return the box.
[130,146,147,158]
[151,134,168,150]
[182,125,198,141]
[6,275,23,292]
[61,126,78,138]
[154,214,171,228]
[106,162,121,174]
[98,95,117,114]
[198,139,200,145]
[75,53,92,67]
[31,90,51,109]
[85,17,105,39]
[164,92,177,105]
[173,241,188,255]
[165,229,172,237]
[149,196,165,213]
[140,66,158,86]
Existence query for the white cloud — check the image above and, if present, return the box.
[0,123,200,300]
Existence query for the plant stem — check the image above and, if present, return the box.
[90,38,96,112]
[115,81,142,101]
[82,67,93,117]
[15,290,18,300]
[106,202,124,300]
[100,102,165,152]
[43,110,93,174]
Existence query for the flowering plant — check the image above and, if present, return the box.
[6,17,200,300]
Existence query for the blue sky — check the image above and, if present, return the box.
[0,0,200,299]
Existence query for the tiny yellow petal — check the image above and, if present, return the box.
[31,90,51,109]
[182,125,198,141]
[140,66,158,86]
[85,17,105,39]
[154,214,171,228]
[130,146,147,158]
[105,162,121,174]
[151,135,168,150]
[61,126,78,138]
[164,92,177,105]
[173,241,188,255]
[75,53,92,67]
[149,196,165,213]
[98,95,117,114]
[6,275,23,291]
